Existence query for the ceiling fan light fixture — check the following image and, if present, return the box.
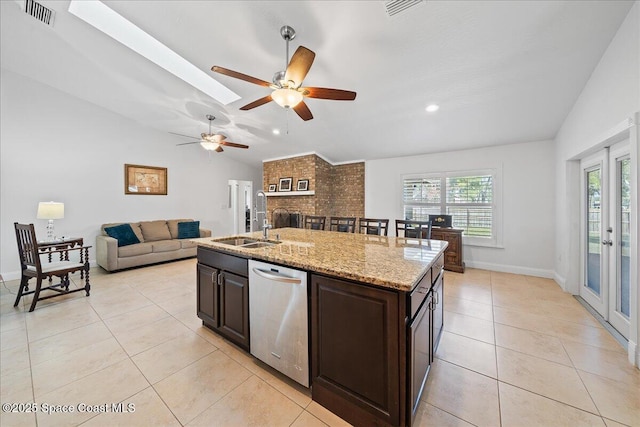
[200,141,220,151]
[272,88,303,108]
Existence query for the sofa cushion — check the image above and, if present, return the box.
[104,224,140,247]
[152,240,182,253]
[118,242,153,257]
[168,219,193,239]
[102,222,144,243]
[180,239,197,249]
[140,220,171,242]
[177,221,200,239]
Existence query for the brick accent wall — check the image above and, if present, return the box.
[262,154,364,227]
[332,162,365,218]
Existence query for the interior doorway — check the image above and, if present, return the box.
[228,180,253,234]
[580,139,631,339]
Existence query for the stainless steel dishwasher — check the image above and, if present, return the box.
[249,260,309,387]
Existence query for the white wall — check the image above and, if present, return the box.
[0,69,262,279]
[365,139,556,277]
[554,2,639,365]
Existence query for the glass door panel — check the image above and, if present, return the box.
[586,167,602,296]
[619,157,630,318]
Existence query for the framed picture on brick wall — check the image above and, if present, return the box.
[278,177,293,192]
[297,179,309,191]
[268,184,276,192]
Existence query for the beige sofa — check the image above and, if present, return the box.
[96,219,211,272]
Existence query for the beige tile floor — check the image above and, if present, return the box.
[1,260,638,426]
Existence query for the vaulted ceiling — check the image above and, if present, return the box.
[0,1,634,166]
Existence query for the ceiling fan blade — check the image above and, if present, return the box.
[215,146,224,153]
[176,141,202,146]
[169,131,199,140]
[212,66,272,87]
[240,95,273,110]
[284,46,315,87]
[302,87,357,100]
[293,100,313,121]
[220,141,249,149]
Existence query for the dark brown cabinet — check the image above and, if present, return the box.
[196,247,250,351]
[430,228,465,272]
[218,271,250,349]
[311,274,401,426]
[197,263,219,326]
[408,290,432,420]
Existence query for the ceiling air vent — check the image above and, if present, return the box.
[384,0,424,17]
[23,0,55,26]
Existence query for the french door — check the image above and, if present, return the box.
[580,141,631,339]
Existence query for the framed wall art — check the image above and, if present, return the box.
[297,179,309,191]
[268,184,277,192]
[278,177,293,192]
[125,164,167,195]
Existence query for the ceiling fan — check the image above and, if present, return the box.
[171,115,249,152]
[212,25,356,121]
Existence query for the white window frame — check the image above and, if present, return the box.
[401,168,503,248]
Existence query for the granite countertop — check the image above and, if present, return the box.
[192,228,448,292]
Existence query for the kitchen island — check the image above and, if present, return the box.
[192,228,447,427]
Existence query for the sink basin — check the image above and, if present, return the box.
[242,241,279,249]
[213,237,259,246]
[213,237,282,248]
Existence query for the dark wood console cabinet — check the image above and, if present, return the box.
[197,247,250,350]
[430,228,465,273]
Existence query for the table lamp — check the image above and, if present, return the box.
[37,201,64,241]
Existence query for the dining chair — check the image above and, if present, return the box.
[395,219,432,239]
[358,218,389,236]
[329,217,356,233]
[14,223,91,312]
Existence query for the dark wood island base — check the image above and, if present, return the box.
[194,229,447,427]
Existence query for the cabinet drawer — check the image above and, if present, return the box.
[408,271,431,319]
[198,247,248,276]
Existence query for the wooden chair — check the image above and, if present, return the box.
[358,218,389,236]
[329,217,356,233]
[395,219,432,239]
[14,223,91,312]
[304,215,326,230]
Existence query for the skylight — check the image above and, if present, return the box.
[68,0,240,105]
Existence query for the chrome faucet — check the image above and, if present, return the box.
[255,191,272,240]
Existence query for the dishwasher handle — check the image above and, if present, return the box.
[252,267,302,284]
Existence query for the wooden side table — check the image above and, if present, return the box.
[429,228,465,273]
[38,237,86,278]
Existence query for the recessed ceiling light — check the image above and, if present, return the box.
[425,104,440,113]
[68,0,240,105]
[272,129,281,135]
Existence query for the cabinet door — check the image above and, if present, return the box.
[311,274,400,426]
[431,272,444,361]
[408,293,432,422]
[197,263,219,327]
[219,271,250,350]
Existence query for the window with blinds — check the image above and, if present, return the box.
[402,172,495,239]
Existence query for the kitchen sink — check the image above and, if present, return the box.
[241,241,280,249]
[213,237,281,248]
[213,237,259,246]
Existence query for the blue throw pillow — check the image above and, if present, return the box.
[177,221,200,239]
[104,224,140,247]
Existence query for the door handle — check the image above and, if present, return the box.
[252,268,302,284]
[602,240,613,246]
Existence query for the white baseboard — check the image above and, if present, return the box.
[553,272,568,291]
[465,260,555,279]
[629,340,639,368]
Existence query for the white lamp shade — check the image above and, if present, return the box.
[272,88,304,108]
[200,141,220,151]
[37,202,64,219]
